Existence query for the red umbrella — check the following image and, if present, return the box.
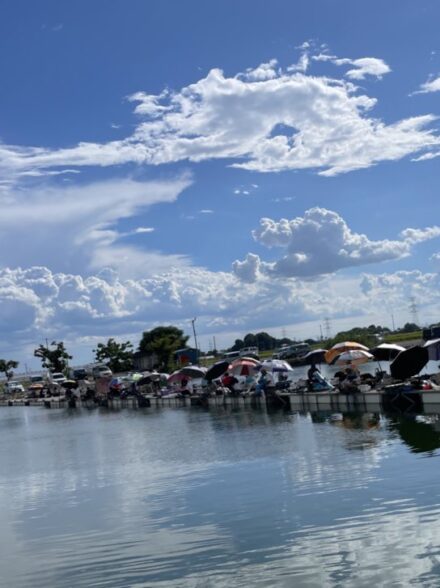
[229,358,261,376]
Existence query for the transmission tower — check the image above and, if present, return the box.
[409,297,420,327]
[324,317,332,340]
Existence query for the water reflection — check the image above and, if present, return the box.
[0,407,440,586]
[389,415,440,454]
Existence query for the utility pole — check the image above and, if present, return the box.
[391,312,396,332]
[319,324,324,341]
[191,318,199,362]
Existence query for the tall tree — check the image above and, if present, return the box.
[0,359,19,381]
[34,341,72,373]
[94,338,134,373]
[139,326,189,371]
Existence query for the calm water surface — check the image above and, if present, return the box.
[1,406,440,587]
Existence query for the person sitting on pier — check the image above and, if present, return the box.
[307,363,320,391]
[340,365,360,394]
[307,364,332,391]
[178,377,192,397]
[254,369,273,397]
[222,373,239,396]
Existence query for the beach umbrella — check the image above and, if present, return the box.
[423,338,440,361]
[178,366,207,379]
[330,350,373,366]
[28,383,44,392]
[205,360,230,381]
[390,346,429,380]
[325,342,370,364]
[61,379,78,389]
[260,359,294,372]
[371,343,405,361]
[229,358,261,376]
[304,349,327,364]
[137,373,162,386]
[167,366,206,383]
[229,357,260,368]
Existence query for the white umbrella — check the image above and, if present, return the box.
[261,359,294,372]
[331,350,373,366]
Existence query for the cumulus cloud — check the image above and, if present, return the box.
[399,226,440,244]
[413,75,440,94]
[3,261,440,364]
[313,54,391,79]
[0,176,191,278]
[232,208,440,280]
[360,270,440,319]
[0,56,438,180]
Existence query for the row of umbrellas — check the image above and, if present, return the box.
[315,339,440,380]
[167,356,294,385]
[165,337,440,386]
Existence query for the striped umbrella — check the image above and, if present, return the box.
[325,341,369,364]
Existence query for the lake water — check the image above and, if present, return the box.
[2,406,440,587]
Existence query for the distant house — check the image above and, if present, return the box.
[174,348,198,366]
[133,351,158,371]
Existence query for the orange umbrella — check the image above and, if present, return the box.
[325,341,369,364]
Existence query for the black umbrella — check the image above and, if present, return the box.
[304,349,327,364]
[371,343,405,361]
[205,360,230,381]
[61,380,78,389]
[137,373,161,386]
[390,346,429,380]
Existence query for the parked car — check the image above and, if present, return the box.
[48,372,67,385]
[6,381,25,393]
[72,368,88,381]
[92,365,113,379]
[29,375,44,384]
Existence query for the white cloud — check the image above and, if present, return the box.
[3,261,440,364]
[359,270,440,323]
[134,227,155,233]
[400,226,440,244]
[414,75,440,94]
[0,176,191,279]
[232,208,440,280]
[0,56,437,180]
[313,53,391,79]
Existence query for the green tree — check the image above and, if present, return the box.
[34,341,72,373]
[401,322,420,333]
[94,338,133,373]
[326,327,378,349]
[0,359,19,382]
[139,326,189,371]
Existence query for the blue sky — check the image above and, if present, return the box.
[1,0,440,366]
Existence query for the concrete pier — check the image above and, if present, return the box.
[2,388,440,414]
